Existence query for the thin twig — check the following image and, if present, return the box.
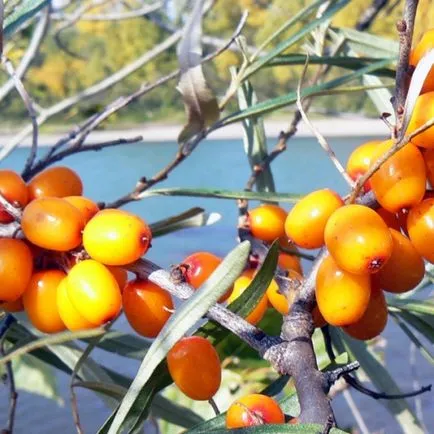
[297,56,354,188]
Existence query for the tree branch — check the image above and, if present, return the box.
[355,0,389,31]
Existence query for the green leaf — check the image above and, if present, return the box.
[388,298,434,316]
[244,0,350,78]
[205,425,348,433]
[150,207,220,237]
[177,0,219,143]
[13,354,62,404]
[237,78,275,194]
[3,0,49,38]
[396,311,434,345]
[140,188,301,202]
[222,58,394,125]
[330,329,424,434]
[107,241,251,433]
[267,54,395,77]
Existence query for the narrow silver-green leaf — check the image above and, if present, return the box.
[195,423,348,433]
[108,241,251,433]
[177,0,219,143]
[388,298,434,316]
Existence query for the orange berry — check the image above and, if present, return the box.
[324,204,393,274]
[228,273,268,324]
[406,92,434,148]
[346,140,381,191]
[312,305,327,328]
[226,394,285,428]
[285,189,343,249]
[56,278,95,331]
[372,229,425,293]
[21,197,85,251]
[408,198,434,262]
[266,269,302,315]
[66,259,122,326]
[249,204,287,242]
[0,298,24,312]
[123,279,173,338]
[83,209,151,266]
[409,29,434,94]
[343,285,388,340]
[0,238,33,302]
[370,140,426,212]
[277,251,303,276]
[23,270,66,333]
[167,336,221,400]
[0,170,28,223]
[316,255,371,326]
[107,266,128,291]
[376,207,401,231]
[423,148,434,188]
[64,196,99,224]
[28,166,83,200]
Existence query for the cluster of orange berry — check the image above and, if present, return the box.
[0,166,180,337]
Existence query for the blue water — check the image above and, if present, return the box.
[0,137,432,433]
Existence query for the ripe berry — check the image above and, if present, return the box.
[226,394,285,428]
[316,255,371,326]
[372,228,425,293]
[370,140,426,212]
[167,336,221,400]
[64,196,99,224]
[0,298,24,313]
[23,270,66,333]
[376,207,400,231]
[285,189,343,249]
[407,198,434,262]
[0,170,28,223]
[182,252,229,302]
[107,266,128,291]
[57,278,95,331]
[0,238,33,302]
[83,209,151,266]
[27,166,83,200]
[278,252,303,276]
[66,259,122,326]
[410,29,434,94]
[227,271,268,324]
[312,305,327,328]
[266,269,302,315]
[406,92,434,148]
[123,279,173,338]
[324,204,393,274]
[248,204,287,242]
[346,140,381,191]
[21,197,85,251]
[423,148,434,187]
[343,285,388,340]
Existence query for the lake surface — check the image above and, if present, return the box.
[0,137,432,433]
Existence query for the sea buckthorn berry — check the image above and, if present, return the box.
[316,255,371,326]
[21,197,85,251]
[370,140,426,212]
[0,239,33,302]
[123,279,173,338]
[372,229,425,293]
[423,148,434,187]
[278,251,303,276]
[167,336,221,400]
[107,266,128,291]
[83,209,151,266]
[406,92,434,148]
[248,204,287,242]
[346,140,381,191]
[226,394,285,428]
[285,189,343,249]
[0,298,24,313]
[228,272,268,324]
[64,196,99,224]
[23,270,66,334]
[312,305,327,328]
[410,29,434,94]
[408,198,434,262]
[324,204,393,274]
[376,207,400,231]
[66,259,122,326]
[266,269,302,315]
[27,166,83,200]
[57,278,95,331]
[343,285,388,340]
[0,170,28,223]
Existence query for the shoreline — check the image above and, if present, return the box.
[0,117,390,147]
